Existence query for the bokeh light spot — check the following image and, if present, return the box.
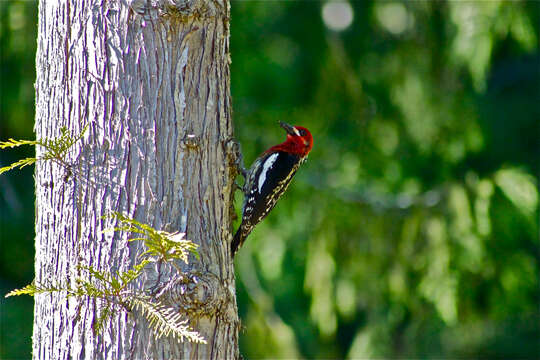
[322,1,354,32]
[375,3,412,35]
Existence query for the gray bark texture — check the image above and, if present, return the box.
[33,1,239,358]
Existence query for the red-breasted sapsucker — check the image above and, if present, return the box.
[231,121,314,257]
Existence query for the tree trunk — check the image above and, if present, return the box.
[33,1,239,358]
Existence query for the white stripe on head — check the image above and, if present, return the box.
[293,127,300,136]
[258,153,279,193]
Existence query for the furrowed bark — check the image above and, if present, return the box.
[33,1,239,358]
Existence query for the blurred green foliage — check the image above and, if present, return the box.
[1,2,37,358]
[1,1,539,359]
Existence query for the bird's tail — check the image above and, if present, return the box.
[231,228,244,258]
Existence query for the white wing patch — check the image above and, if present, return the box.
[258,153,279,193]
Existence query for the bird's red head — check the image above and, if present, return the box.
[267,121,314,157]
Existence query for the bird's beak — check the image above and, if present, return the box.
[279,121,298,136]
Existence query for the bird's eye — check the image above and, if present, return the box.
[299,129,306,136]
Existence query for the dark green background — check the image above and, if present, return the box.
[1,1,539,358]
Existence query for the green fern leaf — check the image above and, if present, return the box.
[0,138,39,149]
[93,303,114,335]
[1,123,87,174]
[0,157,37,175]
[105,212,199,266]
[131,297,206,343]
[5,283,62,297]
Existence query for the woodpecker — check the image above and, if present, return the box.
[231,121,314,257]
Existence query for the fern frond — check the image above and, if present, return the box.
[5,283,62,298]
[1,123,88,175]
[41,124,88,162]
[93,303,115,335]
[118,260,150,290]
[77,263,146,295]
[105,212,199,265]
[131,297,206,343]
[0,157,37,175]
[0,138,40,149]
[72,278,111,299]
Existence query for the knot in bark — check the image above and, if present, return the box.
[155,271,231,317]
